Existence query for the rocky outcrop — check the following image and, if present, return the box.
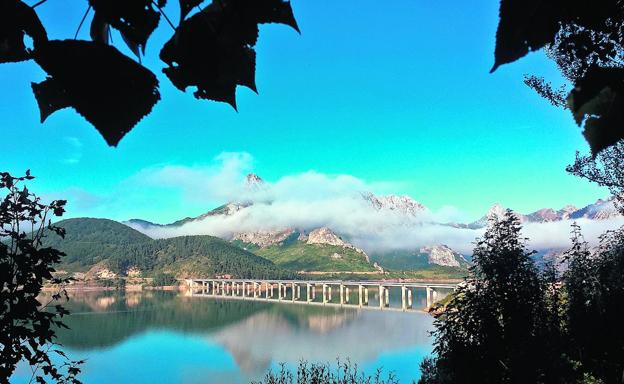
[233,226,372,263]
[126,266,141,278]
[86,264,118,279]
[306,227,350,247]
[233,229,296,248]
[306,227,369,260]
[420,245,467,267]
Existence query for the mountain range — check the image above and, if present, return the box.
[123,173,622,274]
[464,198,620,229]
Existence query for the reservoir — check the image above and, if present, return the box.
[12,290,436,383]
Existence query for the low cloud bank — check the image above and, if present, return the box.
[129,158,624,254]
[64,151,623,255]
[134,204,624,255]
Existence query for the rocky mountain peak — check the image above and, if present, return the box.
[557,205,578,220]
[526,208,559,223]
[363,192,426,217]
[571,197,621,220]
[246,173,264,186]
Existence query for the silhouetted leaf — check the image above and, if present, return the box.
[179,0,204,22]
[568,67,624,155]
[89,12,109,45]
[161,0,296,108]
[120,31,141,60]
[31,77,70,123]
[33,40,160,146]
[491,0,562,72]
[87,0,162,54]
[236,0,299,33]
[0,0,47,63]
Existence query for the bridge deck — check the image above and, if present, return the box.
[187,278,460,312]
[188,278,460,289]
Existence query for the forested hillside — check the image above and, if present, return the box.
[42,218,151,271]
[44,218,293,279]
[237,241,377,272]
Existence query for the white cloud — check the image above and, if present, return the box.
[133,152,255,204]
[61,137,83,165]
[60,151,624,256]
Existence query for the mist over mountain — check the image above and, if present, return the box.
[124,173,624,264]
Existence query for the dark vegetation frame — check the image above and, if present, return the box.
[1,0,299,146]
[0,172,83,383]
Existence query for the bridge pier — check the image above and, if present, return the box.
[401,286,407,311]
[379,285,384,309]
[322,284,328,304]
[358,285,363,307]
[426,286,431,308]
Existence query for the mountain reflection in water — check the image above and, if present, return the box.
[13,291,434,384]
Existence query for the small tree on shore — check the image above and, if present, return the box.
[0,171,82,383]
[565,226,624,383]
[419,211,572,384]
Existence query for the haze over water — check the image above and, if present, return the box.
[12,291,435,384]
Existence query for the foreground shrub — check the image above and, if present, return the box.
[253,360,400,384]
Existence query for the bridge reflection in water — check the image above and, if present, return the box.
[187,279,459,311]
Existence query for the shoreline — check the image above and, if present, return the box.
[42,285,185,292]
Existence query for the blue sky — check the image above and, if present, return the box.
[0,0,607,222]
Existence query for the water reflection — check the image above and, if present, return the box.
[15,291,434,383]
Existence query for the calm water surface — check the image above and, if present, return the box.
[13,290,436,383]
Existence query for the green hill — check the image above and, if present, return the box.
[117,236,293,279]
[370,247,470,271]
[370,251,434,270]
[42,218,152,271]
[233,240,376,272]
[44,218,293,279]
